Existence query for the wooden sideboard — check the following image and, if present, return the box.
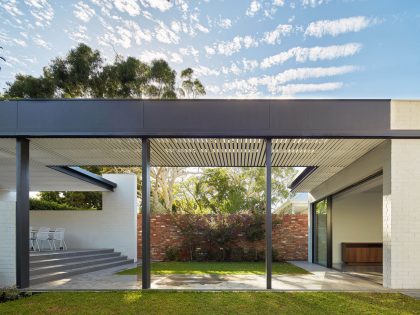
[341,243,383,264]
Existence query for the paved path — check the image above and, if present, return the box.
[30,261,387,292]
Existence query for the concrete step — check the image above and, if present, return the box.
[29,249,115,262]
[30,258,134,286]
[30,255,128,277]
[30,252,121,268]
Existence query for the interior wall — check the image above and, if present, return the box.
[30,174,138,261]
[332,189,382,264]
[0,191,16,288]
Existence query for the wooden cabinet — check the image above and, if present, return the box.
[341,243,382,264]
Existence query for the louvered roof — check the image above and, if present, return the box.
[0,138,383,192]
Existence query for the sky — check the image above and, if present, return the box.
[1,0,420,98]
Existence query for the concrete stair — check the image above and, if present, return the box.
[30,249,133,285]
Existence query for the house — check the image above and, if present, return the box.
[0,99,419,290]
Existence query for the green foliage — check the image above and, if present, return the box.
[0,287,32,303]
[34,191,101,210]
[5,74,55,98]
[4,43,205,100]
[164,246,181,261]
[30,198,78,210]
[173,213,273,262]
[179,67,206,98]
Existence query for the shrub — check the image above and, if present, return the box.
[230,248,244,261]
[30,198,79,210]
[0,287,32,303]
[164,246,181,261]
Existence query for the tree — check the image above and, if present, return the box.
[178,68,206,98]
[0,46,5,71]
[5,74,55,98]
[44,43,102,97]
[147,59,176,99]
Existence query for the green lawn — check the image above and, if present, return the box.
[117,261,309,276]
[1,292,419,315]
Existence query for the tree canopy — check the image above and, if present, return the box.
[3,43,205,99]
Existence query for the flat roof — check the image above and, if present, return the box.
[1,98,412,138]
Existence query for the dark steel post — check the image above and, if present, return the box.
[265,138,272,289]
[142,138,151,289]
[16,138,30,289]
[327,196,333,268]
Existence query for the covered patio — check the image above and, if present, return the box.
[1,99,420,290]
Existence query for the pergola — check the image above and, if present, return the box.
[0,98,414,289]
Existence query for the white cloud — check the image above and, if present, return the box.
[204,46,215,55]
[193,65,220,77]
[261,24,293,44]
[67,25,90,42]
[2,0,23,17]
[179,46,199,61]
[221,63,242,75]
[246,0,261,16]
[217,18,232,29]
[223,65,356,95]
[124,20,152,44]
[305,16,373,37]
[260,43,362,68]
[206,85,221,94]
[281,82,343,96]
[33,34,51,49]
[170,52,183,64]
[24,0,54,27]
[171,21,182,33]
[273,0,285,6]
[139,50,168,62]
[155,21,180,44]
[114,0,141,16]
[74,2,95,22]
[301,0,329,8]
[208,35,258,56]
[98,20,151,49]
[140,0,173,12]
[242,58,259,72]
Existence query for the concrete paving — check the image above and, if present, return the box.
[29,261,388,292]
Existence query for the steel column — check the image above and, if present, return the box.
[16,138,30,289]
[326,196,333,269]
[142,138,151,289]
[265,138,272,289]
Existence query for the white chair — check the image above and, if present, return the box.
[52,228,67,251]
[36,227,53,251]
[29,226,39,251]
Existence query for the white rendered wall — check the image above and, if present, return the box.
[332,191,382,264]
[30,174,137,261]
[0,191,16,288]
[382,139,420,288]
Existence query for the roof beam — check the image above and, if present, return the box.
[48,166,117,191]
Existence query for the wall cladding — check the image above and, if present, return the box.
[137,213,308,261]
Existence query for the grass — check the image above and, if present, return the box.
[0,291,419,315]
[116,261,309,276]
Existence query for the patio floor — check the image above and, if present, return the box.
[29,261,388,292]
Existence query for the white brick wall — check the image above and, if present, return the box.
[30,174,138,261]
[0,192,16,288]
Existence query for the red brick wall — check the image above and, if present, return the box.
[137,213,308,261]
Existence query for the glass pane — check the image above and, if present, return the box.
[315,199,328,266]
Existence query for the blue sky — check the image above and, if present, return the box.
[1,0,420,98]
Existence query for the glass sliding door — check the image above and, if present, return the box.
[314,199,329,267]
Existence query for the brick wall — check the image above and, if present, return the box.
[137,213,308,261]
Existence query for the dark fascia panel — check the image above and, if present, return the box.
[1,98,413,138]
[289,166,317,191]
[48,166,117,191]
